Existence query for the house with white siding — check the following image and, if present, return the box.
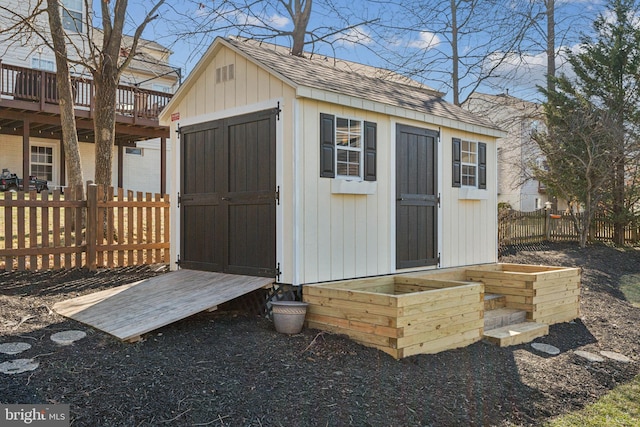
[0,0,178,194]
[160,37,505,285]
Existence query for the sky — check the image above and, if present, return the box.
[122,0,610,104]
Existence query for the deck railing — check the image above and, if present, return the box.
[0,60,172,120]
[0,184,170,271]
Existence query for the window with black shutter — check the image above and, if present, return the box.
[452,138,461,188]
[452,137,487,189]
[320,113,376,181]
[478,142,487,189]
[364,121,377,181]
[320,113,335,178]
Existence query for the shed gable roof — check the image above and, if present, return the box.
[163,37,502,135]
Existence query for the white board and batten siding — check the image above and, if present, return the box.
[439,128,498,268]
[164,43,297,283]
[297,100,392,285]
[162,39,500,286]
[296,99,498,285]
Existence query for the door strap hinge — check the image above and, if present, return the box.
[176,254,181,268]
[177,192,181,208]
[275,186,280,205]
[437,193,441,208]
[276,263,281,281]
[437,253,441,268]
[276,101,281,121]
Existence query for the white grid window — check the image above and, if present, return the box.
[461,140,477,187]
[62,0,83,32]
[335,117,362,178]
[30,146,53,181]
[31,57,55,71]
[152,84,173,94]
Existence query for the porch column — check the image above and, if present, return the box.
[117,141,123,189]
[160,136,166,194]
[59,138,66,187]
[22,119,30,181]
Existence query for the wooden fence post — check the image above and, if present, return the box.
[544,209,550,241]
[86,183,97,271]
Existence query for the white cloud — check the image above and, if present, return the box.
[230,10,290,29]
[265,13,290,29]
[484,45,578,94]
[334,28,374,47]
[408,31,441,50]
[601,7,640,28]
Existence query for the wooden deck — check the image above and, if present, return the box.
[53,270,273,342]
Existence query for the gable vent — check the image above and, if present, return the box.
[216,64,235,83]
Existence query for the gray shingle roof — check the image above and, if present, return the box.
[224,37,498,131]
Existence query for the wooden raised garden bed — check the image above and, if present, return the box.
[465,263,581,325]
[303,263,581,359]
[303,276,485,359]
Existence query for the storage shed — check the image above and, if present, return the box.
[159,37,505,286]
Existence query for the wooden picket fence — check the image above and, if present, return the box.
[0,184,170,271]
[499,208,640,248]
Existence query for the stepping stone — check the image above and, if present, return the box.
[51,330,86,345]
[0,342,32,355]
[600,351,631,363]
[574,350,605,362]
[0,359,39,375]
[531,343,560,355]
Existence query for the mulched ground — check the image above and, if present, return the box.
[1,243,639,426]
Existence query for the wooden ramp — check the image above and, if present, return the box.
[53,270,273,342]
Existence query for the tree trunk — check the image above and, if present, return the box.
[546,0,555,93]
[450,0,460,106]
[613,155,626,245]
[93,67,118,187]
[46,0,84,190]
[290,0,312,56]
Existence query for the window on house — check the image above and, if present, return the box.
[461,140,477,187]
[320,113,377,181]
[336,117,362,178]
[30,145,53,181]
[452,138,486,189]
[152,84,173,94]
[125,147,143,156]
[536,157,549,171]
[31,57,55,71]
[62,0,83,32]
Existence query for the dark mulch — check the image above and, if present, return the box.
[1,244,639,426]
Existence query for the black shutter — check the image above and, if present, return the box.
[320,113,335,178]
[364,121,377,181]
[452,138,461,188]
[478,142,487,189]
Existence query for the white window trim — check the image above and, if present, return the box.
[125,147,144,156]
[152,84,173,94]
[458,187,489,200]
[334,115,364,181]
[29,142,58,184]
[461,139,478,188]
[31,57,55,71]
[61,0,83,32]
